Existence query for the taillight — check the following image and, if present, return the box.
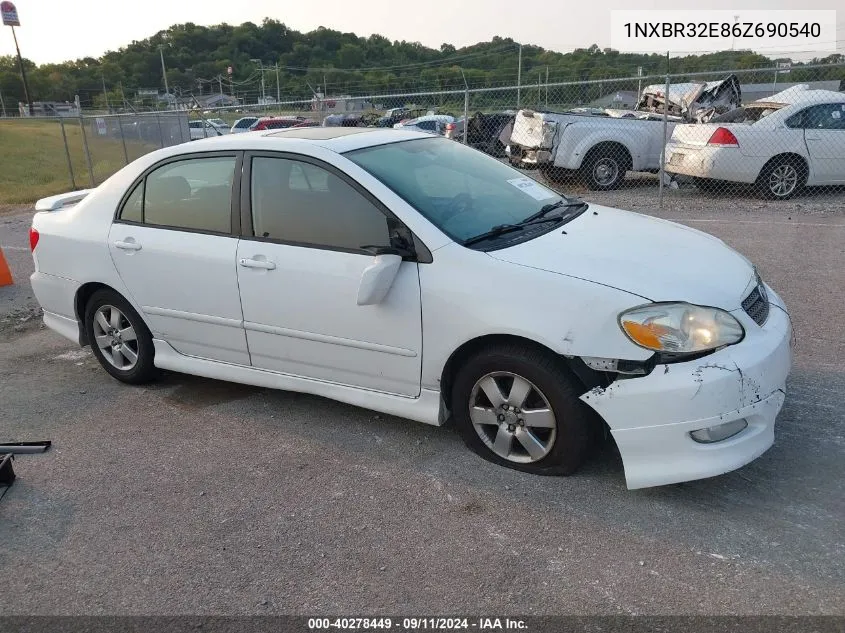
[445,123,455,130]
[29,227,39,251]
[707,127,739,147]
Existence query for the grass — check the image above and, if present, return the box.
[0,119,158,205]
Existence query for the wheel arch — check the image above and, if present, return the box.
[757,152,809,180]
[74,282,140,346]
[438,334,612,417]
[582,141,633,172]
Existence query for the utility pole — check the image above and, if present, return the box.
[516,43,522,108]
[159,46,170,109]
[545,66,549,107]
[251,59,265,106]
[0,84,6,117]
[9,27,32,115]
[637,66,643,99]
[101,73,109,112]
[275,64,280,103]
[218,75,223,98]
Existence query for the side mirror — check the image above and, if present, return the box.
[357,249,404,306]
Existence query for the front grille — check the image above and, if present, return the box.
[742,283,770,326]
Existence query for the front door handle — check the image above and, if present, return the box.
[239,258,276,270]
[114,240,142,251]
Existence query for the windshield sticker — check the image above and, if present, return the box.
[507,177,556,201]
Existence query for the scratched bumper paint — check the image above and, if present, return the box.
[581,286,792,489]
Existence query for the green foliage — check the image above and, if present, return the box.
[0,21,842,109]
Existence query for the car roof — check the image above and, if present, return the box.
[752,87,845,107]
[406,115,454,123]
[171,127,432,154]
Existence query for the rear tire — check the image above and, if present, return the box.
[581,145,631,190]
[755,156,807,200]
[451,344,593,476]
[84,288,157,384]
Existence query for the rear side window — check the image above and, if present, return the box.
[118,156,236,233]
[234,118,256,129]
[416,120,436,131]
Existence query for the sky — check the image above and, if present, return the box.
[1,0,842,65]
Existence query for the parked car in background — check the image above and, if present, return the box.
[463,111,517,156]
[252,116,308,131]
[376,108,411,127]
[189,119,230,140]
[28,128,792,490]
[665,86,845,199]
[394,114,455,136]
[231,117,259,134]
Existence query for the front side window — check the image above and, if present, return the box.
[346,137,566,244]
[250,157,392,251]
[119,156,235,233]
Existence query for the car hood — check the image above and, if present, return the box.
[489,205,755,309]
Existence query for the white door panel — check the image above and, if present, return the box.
[108,225,248,364]
[805,129,845,184]
[237,242,422,395]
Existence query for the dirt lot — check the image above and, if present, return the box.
[1,187,844,615]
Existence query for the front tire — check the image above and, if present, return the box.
[451,344,593,475]
[84,288,157,384]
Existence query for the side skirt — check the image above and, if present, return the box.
[152,339,445,426]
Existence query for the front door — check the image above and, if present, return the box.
[236,153,423,396]
[108,153,249,365]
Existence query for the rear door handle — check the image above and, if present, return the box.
[239,258,276,270]
[114,240,142,251]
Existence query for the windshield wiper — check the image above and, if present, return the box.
[462,199,588,247]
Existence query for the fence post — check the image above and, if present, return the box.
[58,116,76,190]
[463,88,469,144]
[78,113,95,188]
[154,111,165,148]
[658,53,670,210]
[117,113,129,165]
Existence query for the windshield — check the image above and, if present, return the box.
[345,137,570,244]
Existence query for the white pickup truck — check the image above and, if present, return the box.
[507,109,678,190]
[507,75,742,190]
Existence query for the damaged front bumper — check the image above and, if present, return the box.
[580,287,792,490]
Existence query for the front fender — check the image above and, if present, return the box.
[418,244,650,391]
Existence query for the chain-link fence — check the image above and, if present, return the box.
[1,61,843,206]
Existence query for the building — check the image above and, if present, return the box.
[311,94,373,113]
[589,91,639,110]
[19,101,80,117]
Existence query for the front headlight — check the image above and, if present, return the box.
[619,303,744,353]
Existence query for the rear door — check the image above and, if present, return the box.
[800,102,845,184]
[235,152,423,396]
[108,152,249,364]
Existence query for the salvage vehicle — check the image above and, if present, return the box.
[462,111,517,157]
[665,85,845,199]
[508,108,679,189]
[508,75,742,189]
[29,128,792,490]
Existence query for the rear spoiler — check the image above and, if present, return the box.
[35,189,95,212]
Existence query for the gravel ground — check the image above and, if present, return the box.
[0,187,843,616]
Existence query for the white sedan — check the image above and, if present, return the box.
[393,114,455,136]
[188,118,230,140]
[666,85,845,198]
[29,128,792,489]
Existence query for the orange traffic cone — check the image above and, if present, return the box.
[0,248,13,287]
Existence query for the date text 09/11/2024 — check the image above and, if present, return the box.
[307,617,528,630]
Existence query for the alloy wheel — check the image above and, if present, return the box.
[92,305,139,371]
[468,371,557,463]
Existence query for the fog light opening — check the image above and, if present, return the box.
[690,419,748,444]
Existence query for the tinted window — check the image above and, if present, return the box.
[416,120,437,131]
[189,121,202,128]
[802,103,845,130]
[120,157,235,233]
[250,157,391,250]
[234,118,256,129]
